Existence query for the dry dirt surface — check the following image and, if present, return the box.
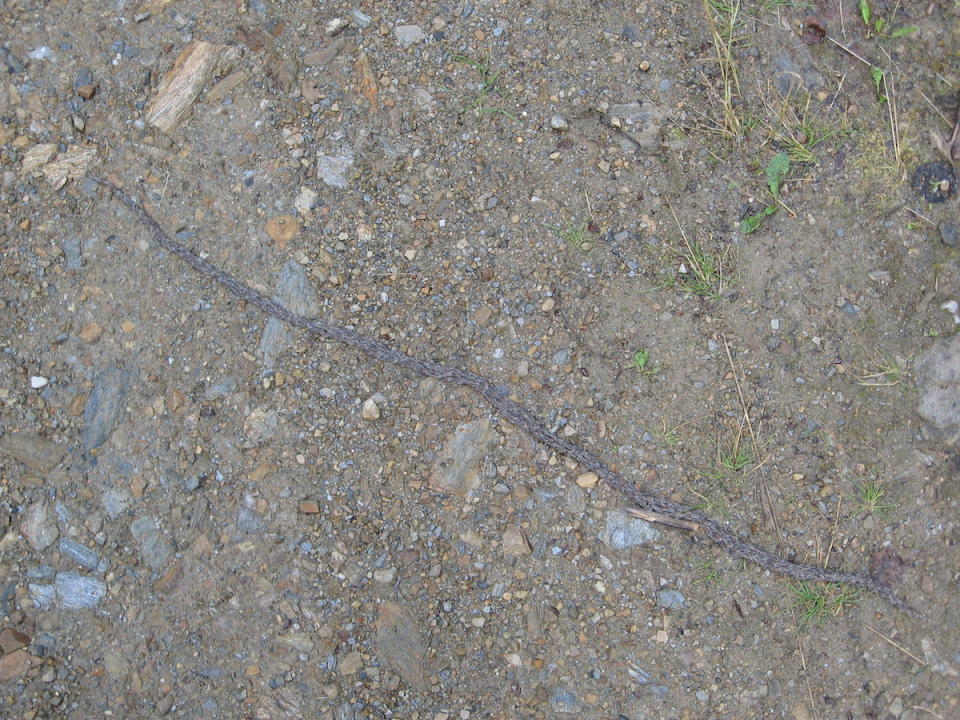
[1,1,959,718]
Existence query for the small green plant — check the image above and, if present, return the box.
[741,152,790,234]
[693,559,721,585]
[629,348,659,378]
[856,353,904,386]
[703,441,754,481]
[780,121,837,163]
[719,445,753,474]
[856,478,894,514]
[657,418,683,447]
[448,54,517,120]
[549,221,592,251]
[870,66,887,102]
[791,582,860,628]
[858,0,918,39]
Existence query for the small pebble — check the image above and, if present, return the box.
[79,322,104,344]
[394,25,427,47]
[501,526,532,556]
[549,114,569,131]
[373,567,396,583]
[656,589,686,610]
[361,397,381,420]
[939,221,959,248]
[349,9,372,27]
[264,215,300,244]
[325,17,350,35]
[575,471,598,489]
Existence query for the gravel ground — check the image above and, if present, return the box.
[1,1,959,718]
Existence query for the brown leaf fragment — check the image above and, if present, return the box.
[264,49,298,94]
[800,15,826,44]
[235,25,271,53]
[355,51,379,111]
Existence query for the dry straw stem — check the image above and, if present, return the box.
[866,625,926,667]
[702,0,744,140]
[827,36,906,179]
[721,335,783,551]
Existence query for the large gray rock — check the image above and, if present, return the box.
[916,335,960,445]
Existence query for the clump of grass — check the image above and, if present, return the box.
[678,241,726,298]
[719,445,753,474]
[856,478,894,515]
[701,0,746,140]
[703,441,754,482]
[693,559,721,585]
[448,53,517,120]
[548,221,592,252]
[657,418,683,447]
[856,352,905,387]
[791,582,860,628]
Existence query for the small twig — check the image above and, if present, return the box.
[866,625,926,666]
[878,48,902,167]
[911,706,946,720]
[918,90,951,127]
[795,626,820,720]
[827,36,872,67]
[824,496,842,571]
[905,207,936,227]
[626,507,700,532]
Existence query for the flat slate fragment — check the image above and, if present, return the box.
[0,432,65,472]
[374,602,428,691]
[82,367,135,450]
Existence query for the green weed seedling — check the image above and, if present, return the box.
[858,0,918,39]
[449,53,517,120]
[870,66,887,103]
[741,152,790,234]
[629,348,659,378]
[694,559,721,585]
[657,418,682,447]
